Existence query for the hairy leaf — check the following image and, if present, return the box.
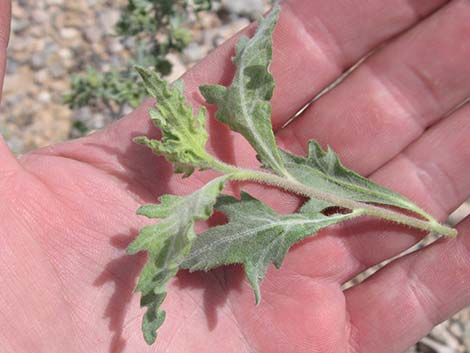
[128,176,227,344]
[282,140,432,220]
[199,5,287,175]
[181,192,358,303]
[130,3,456,346]
[134,66,211,177]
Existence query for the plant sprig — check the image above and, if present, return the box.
[129,3,456,345]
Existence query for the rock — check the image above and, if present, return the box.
[197,12,222,29]
[58,48,74,69]
[11,3,27,20]
[7,98,36,127]
[30,55,45,70]
[38,91,52,104]
[98,9,120,33]
[10,35,33,52]
[221,0,263,19]
[108,39,124,54]
[29,26,44,38]
[30,48,48,69]
[183,42,206,62]
[72,107,109,130]
[34,69,49,84]
[166,53,187,83]
[45,50,66,78]
[31,9,49,24]
[60,27,82,41]
[5,59,18,75]
[12,19,29,33]
[47,77,69,92]
[84,27,102,43]
[218,17,250,42]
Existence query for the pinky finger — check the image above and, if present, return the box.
[345,215,470,353]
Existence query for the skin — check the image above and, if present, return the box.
[0,0,469,352]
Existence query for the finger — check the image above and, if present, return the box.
[277,0,470,176]
[344,215,470,353]
[0,0,18,175]
[281,102,470,281]
[0,0,10,100]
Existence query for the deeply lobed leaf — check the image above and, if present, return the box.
[181,192,359,303]
[199,4,287,176]
[134,66,212,177]
[128,176,227,344]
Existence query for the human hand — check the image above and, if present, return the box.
[0,0,469,352]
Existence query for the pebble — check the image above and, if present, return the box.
[98,9,121,34]
[183,42,206,62]
[166,53,187,83]
[38,91,52,103]
[221,0,264,18]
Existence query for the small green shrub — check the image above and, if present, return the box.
[64,0,213,121]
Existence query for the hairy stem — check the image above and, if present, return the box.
[208,158,457,237]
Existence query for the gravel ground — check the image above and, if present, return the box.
[0,0,468,352]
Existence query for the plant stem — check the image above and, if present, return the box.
[208,158,457,237]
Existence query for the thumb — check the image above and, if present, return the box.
[0,0,19,173]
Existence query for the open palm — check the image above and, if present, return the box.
[1,1,469,352]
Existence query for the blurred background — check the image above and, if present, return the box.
[0,1,468,352]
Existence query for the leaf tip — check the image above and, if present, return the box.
[254,291,262,306]
[133,64,147,76]
[199,84,226,104]
[133,136,149,145]
[126,242,139,255]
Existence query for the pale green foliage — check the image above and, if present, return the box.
[199,5,287,175]
[181,192,359,303]
[127,176,227,344]
[281,140,434,220]
[130,3,455,345]
[134,66,211,176]
[64,0,213,122]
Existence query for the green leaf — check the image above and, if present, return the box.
[128,176,227,344]
[134,66,212,177]
[199,5,287,176]
[281,140,433,220]
[181,192,358,303]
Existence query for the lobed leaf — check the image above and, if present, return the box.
[181,192,358,303]
[134,66,211,177]
[281,140,433,220]
[199,4,287,176]
[128,176,227,344]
